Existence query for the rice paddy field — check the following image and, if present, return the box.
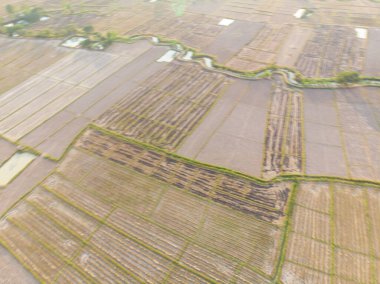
[3,0,380,76]
[0,127,379,283]
[0,128,288,283]
[281,182,380,284]
[0,0,380,283]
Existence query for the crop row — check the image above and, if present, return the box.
[284,182,380,283]
[263,76,303,178]
[77,129,291,223]
[57,147,281,276]
[96,62,227,150]
[127,14,223,49]
[295,25,365,77]
[228,25,289,69]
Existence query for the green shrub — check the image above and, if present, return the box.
[336,71,360,84]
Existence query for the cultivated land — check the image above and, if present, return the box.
[0,0,380,283]
[3,0,380,77]
[0,128,287,283]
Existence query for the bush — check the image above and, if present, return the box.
[336,71,360,84]
[22,7,43,23]
[83,25,94,34]
[5,4,14,15]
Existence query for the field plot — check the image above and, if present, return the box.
[308,0,380,27]
[202,20,264,63]
[262,75,304,179]
[0,138,17,165]
[334,87,380,181]
[178,79,272,178]
[0,128,291,283]
[364,28,380,76]
[0,38,167,159]
[0,156,55,216]
[128,13,226,50]
[227,24,290,70]
[303,88,348,177]
[295,25,366,77]
[95,62,229,151]
[77,129,291,223]
[282,181,380,284]
[0,245,38,284]
[303,86,380,181]
[276,25,313,68]
[0,38,71,94]
[214,0,274,22]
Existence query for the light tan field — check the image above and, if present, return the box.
[0,1,379,283]
[282,182,380,284]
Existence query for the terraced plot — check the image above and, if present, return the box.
[0,128,290,283]
[96,62,229,151]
